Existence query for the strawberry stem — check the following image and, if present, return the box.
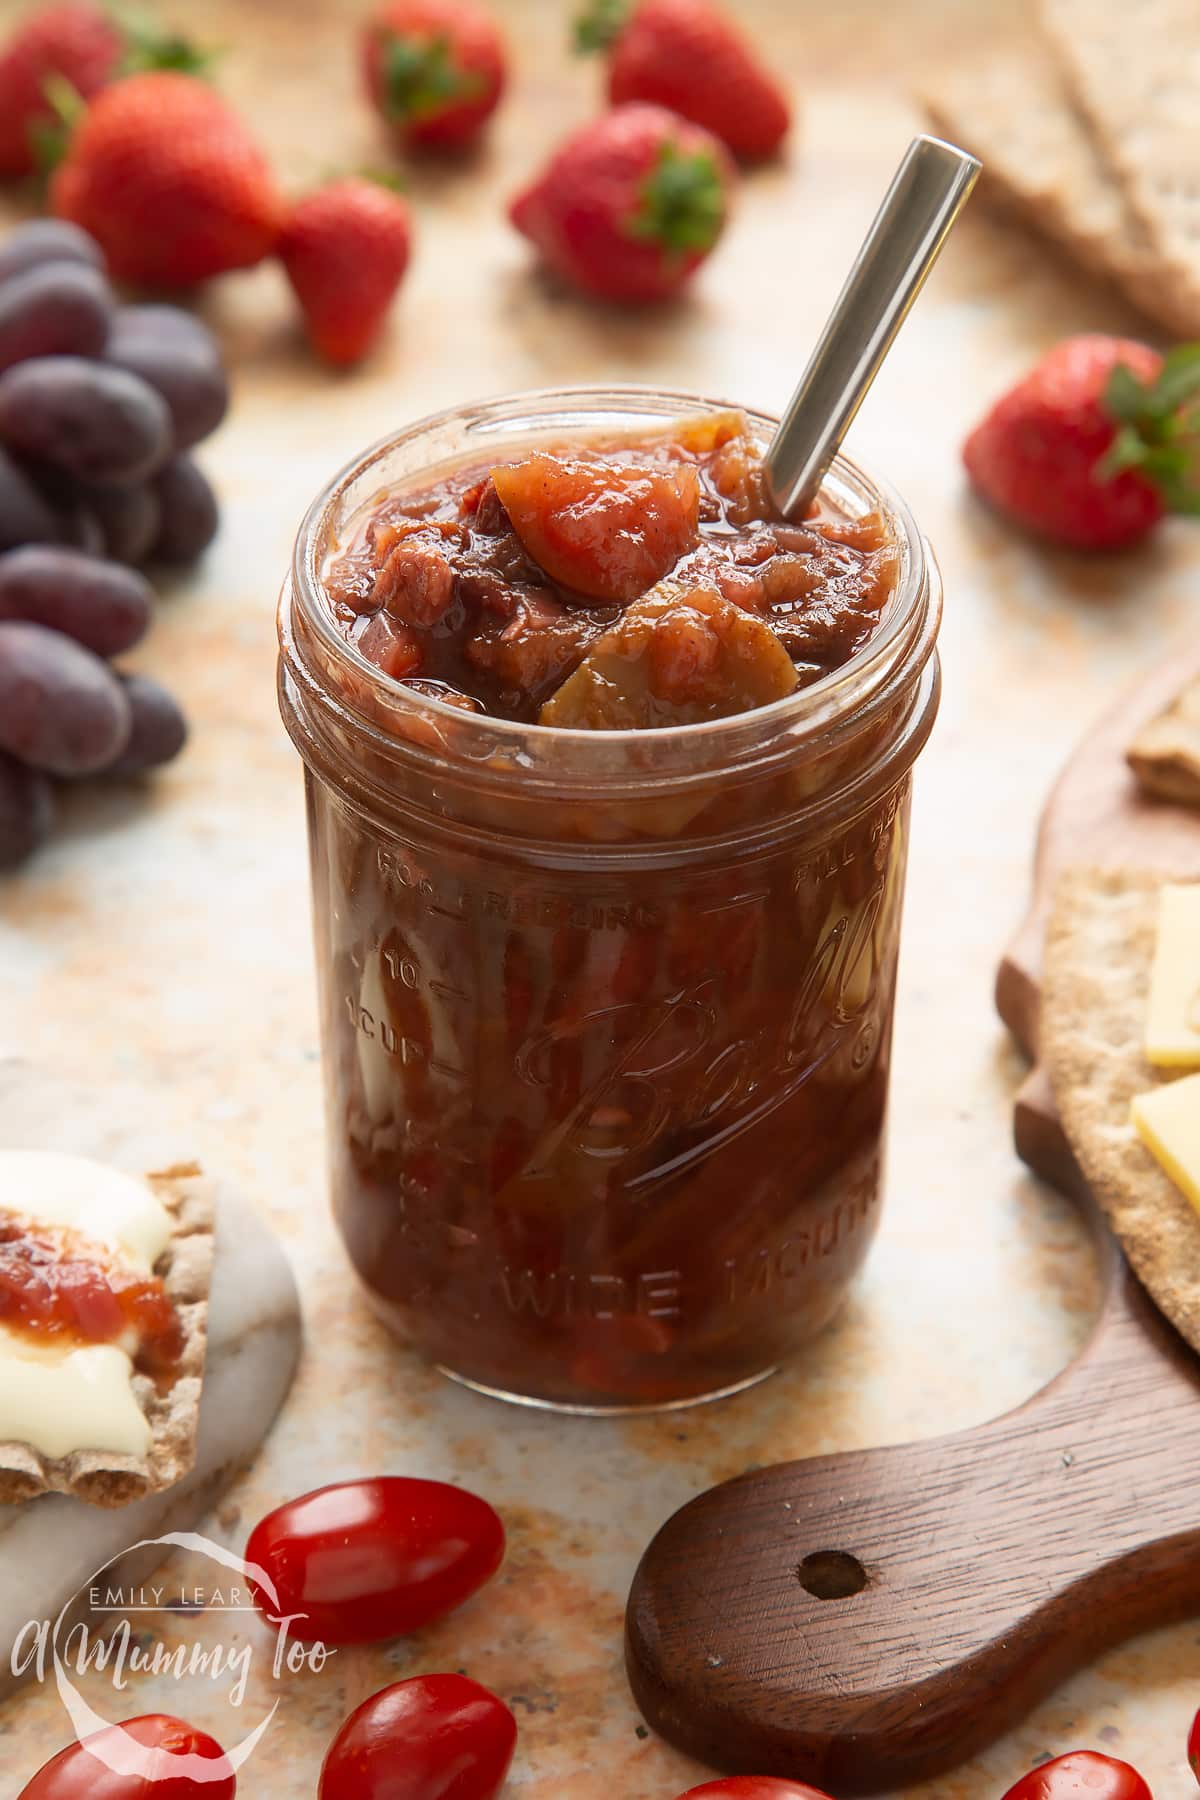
[574,0,634,53]
[29,73,85,173]
[1098,344,1200,514]
[358,166,409,193]
[625,141,726,256]
[112,8,212,75]
[377,29,482,122]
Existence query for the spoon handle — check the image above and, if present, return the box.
[764,134,980,519]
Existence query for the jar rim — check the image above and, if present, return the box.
[285,383,935,781]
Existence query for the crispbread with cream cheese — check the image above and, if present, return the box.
[0,1162,213,1508]
[1043,867,1200,1353]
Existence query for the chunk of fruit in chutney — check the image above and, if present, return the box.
[672,408,744,454]
[540,582,798,728]
[375,523,457,626]
[358,609,421,678]
[490,451,700,602]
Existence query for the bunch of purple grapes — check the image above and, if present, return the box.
[0,217,227,870]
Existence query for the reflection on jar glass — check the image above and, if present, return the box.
[278,387,942,1412]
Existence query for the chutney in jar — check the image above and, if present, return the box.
[278,389,941,1410]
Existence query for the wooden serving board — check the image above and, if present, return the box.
[626,639,1200,1796]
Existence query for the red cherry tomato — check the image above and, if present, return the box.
[17,1713,235,1799]
[319,1673,516,1800]
[246,1476,505,1645]
[677,1783,836,1800]
[1190,1707,1200,1788]
[999,1752,1152,1800]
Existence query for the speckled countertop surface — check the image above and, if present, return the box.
[2,0,1199,1793]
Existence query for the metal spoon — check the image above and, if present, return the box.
[764,134,981,519]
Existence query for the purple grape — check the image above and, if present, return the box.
[104,672,187,774]
[0,446,59,551]
[0,750,54,870]
[107,305,228,450]
[0,264,113,372]
[151,455,218,563]
[0,620,131,775]
[19,458,109,556]
[81,481,161,565]
[109,304,220,362]
[0,545,152,656]
[107,337,229,451]
[0,221,104,286]
[0,356,171,485]
[55,500,106,557]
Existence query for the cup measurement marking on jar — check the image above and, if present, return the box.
[347,938,471,1081]
[343,993,468,1081]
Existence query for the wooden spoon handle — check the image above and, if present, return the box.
[626,1258,1200,1794]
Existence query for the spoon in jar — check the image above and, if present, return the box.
[763,134,981,520]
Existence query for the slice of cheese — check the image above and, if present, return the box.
[1131,1072,1200,1215]
[0,1151,173,1460]
[0,1342,153,1458]
[1145,883,1200,1068]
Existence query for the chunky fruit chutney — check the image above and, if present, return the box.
[0,1213,182,1377]
[323,410,895,728]
[279,389,941,1411]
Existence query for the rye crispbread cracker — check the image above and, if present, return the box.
[0,1162,214,1509]
[1044,0,1200,302]
[923,51,1200,337]
[1128,675,1200,808]
[1043,867,1200,1352]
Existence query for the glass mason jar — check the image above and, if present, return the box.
[278,386,941,1413]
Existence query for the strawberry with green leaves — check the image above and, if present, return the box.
[49,70,281,287]
[0,3,118,175]
[963,335,1200,551]
[0,1,207,177]
[510,102,734,305]
[575,0,791,164]
[362,0,505,151]
[280,177,413,367]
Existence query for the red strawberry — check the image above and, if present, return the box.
[49,71,281,287]
[575,0,790,164]
[0,3,120,176]
[280,178,413,367]
[510,103,733,304]
[963,335,1200,551]
[0,3,210,178]
[363,0,505,150]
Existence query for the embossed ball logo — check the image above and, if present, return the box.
[11,1529,333,1777]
